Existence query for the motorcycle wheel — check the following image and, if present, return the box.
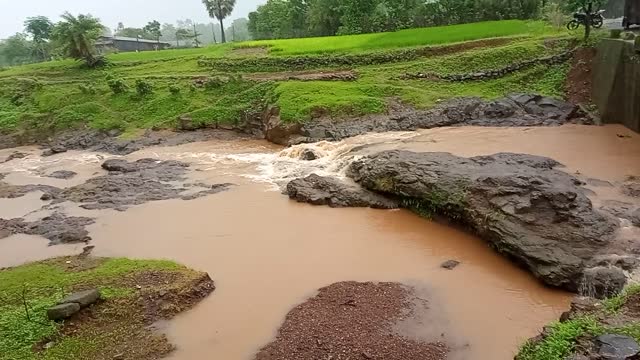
[592,17,603,29]
[567,20,580,30]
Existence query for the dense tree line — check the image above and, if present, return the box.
[248,0,545,39]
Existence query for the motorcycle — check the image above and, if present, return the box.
[566,10,605,30]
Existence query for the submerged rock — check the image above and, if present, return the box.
[346,151,619,290]
[286,174,398,209]
[61,159,230,211]
[47,170,77,180]
[0,213,94,244]
[440,260,460,270]
[42,145,68,157]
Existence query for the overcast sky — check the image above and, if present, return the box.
[0,0,265,39]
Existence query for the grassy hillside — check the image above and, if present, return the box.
[0,20,577,136]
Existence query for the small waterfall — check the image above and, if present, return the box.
[578,266,630,299]
[226,131,419,189]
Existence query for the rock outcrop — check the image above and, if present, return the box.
[277,94,590,145]
[343,151,620,291]
[287,174,398,209]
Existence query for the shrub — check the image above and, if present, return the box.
[107,78,128,94]
[10,78,42,106]
[78,83,97,95]
[135,79,153,96]
[543,3,568,30]
[168,84,181,95]
[204,77,226,90]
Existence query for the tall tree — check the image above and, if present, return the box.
[24,16,54,60]
[202,0,237,43]
[143,20,162,41]
[0,33,33,65]
[51,12,105,67]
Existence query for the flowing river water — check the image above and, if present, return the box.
[1,124,639,359]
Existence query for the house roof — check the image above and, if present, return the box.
[97,36,170,45]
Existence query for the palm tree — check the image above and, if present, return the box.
[52,12,105,67]
[202,0,237,43]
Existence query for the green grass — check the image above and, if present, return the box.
[517,284,640,360]
[0,20,575,135]
[602,284,640,313]
[517,317,602,360]
[0,257,183,360]
[239,20,557,55]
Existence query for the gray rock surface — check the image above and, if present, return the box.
[0,213,94,244]
[346,151,619,290]
[46,170,77,179]
[60,159,231,211]
[59,289,101,308]
[579,267,628,299]
[632,209,640,227]
[47,303,81,321]
[597,334,640,359]
[440,260,460,270]
[286,174,398,209]
[293,94,589,144]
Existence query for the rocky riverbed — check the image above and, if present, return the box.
[0,95,638,359]
[287,150,640,297]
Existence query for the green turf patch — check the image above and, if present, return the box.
[0,256,212,360]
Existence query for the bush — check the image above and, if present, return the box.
[107,78,128,94]
[168,84,181,95]
[204,77,227,90]
[78,83,97,95]
[543,3,568,30]
[10,78,42,106]
[135,79,153,96]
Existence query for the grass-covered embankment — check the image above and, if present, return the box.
[0,256,214,360]
[0,20,576,138]
[517,285,640,360]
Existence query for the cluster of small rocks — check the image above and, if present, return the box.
[403,51,573,82]
[47,289,101,321]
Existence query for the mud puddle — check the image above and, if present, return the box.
[2,125,638,359]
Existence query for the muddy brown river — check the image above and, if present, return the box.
[2,124,639,359]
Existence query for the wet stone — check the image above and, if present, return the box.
[440,260,460,270]
[597,334,640,360]
[47,303,81,321]
[59,289,101,308]
[47,170,77,179]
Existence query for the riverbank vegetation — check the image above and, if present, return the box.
[0,255,214,360]
[517,285,640,360]
[0,19,584,137]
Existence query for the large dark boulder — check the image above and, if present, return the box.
[346,151,619,290]
[287,174,398,209]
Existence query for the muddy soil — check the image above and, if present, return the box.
[566,47,596,106]
[255,282,448,360]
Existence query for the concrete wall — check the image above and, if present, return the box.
[593,39,640,132]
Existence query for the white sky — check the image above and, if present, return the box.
[0,0,265,39]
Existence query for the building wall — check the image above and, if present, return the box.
[112,40,169,52]
[593,39,640,132]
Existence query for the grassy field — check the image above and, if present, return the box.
[238,20,552,55]
[0,20,579,136]
[0,256,212,360]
